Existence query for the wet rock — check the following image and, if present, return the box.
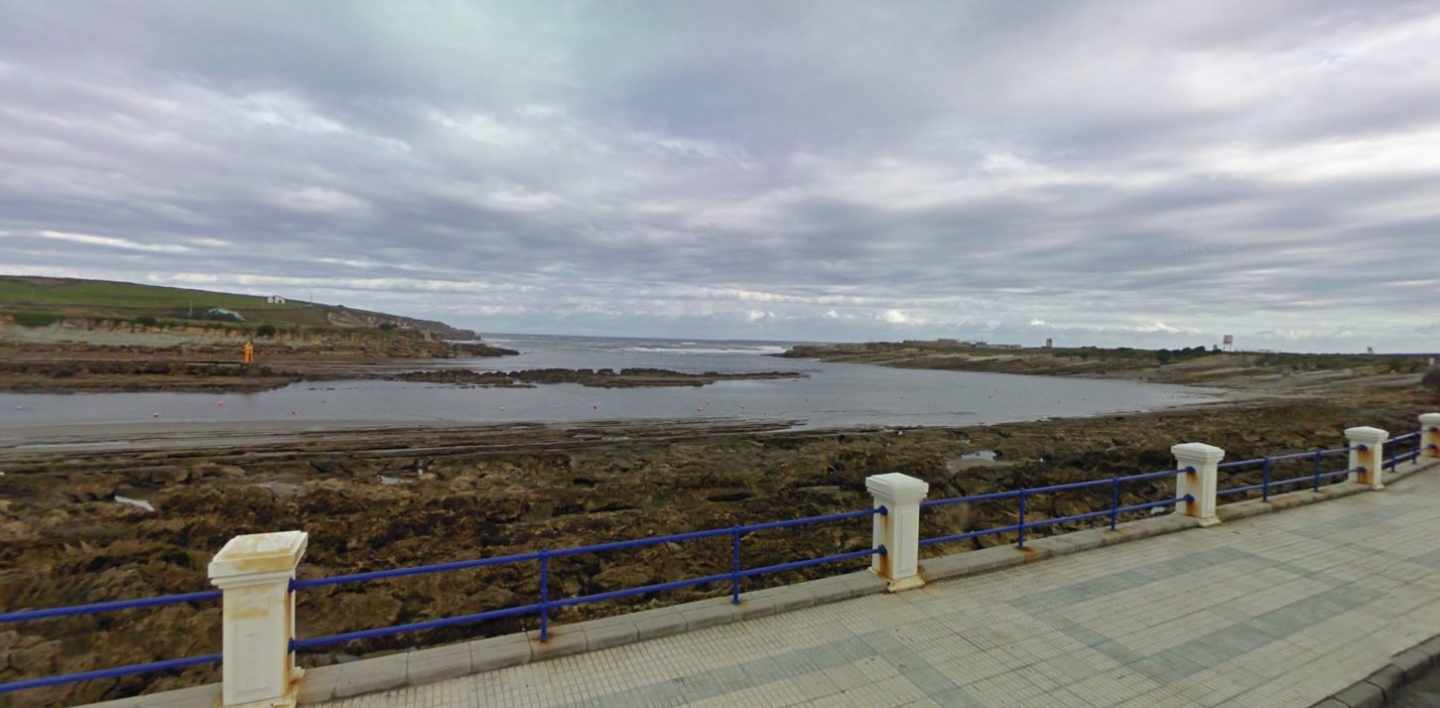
[190,463,246,480]
[705,490,753,503]
[64,479,118,502]
[256,482,305,498]
[142,466,189,484]
[307,479,348,494]
[114,496,156,513]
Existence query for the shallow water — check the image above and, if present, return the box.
[0,334,1221,429]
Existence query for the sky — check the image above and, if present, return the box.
[1,2,1438,352]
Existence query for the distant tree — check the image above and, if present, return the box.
[256,324,277,338]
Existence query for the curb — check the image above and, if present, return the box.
[1310,634,1440,707]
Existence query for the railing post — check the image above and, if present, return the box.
[1109,477,1120,530]
[1346,427,1389,490]
[538,549,550,641]
[730,530,743,606]
[1421,413,1440,460]
[1016,492,1027,549]
[865,473,929,592]
[1172,443,1224,527]
[208,531,307,708]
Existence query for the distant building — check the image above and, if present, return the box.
[266,295,287,304]
[1044,338,1053,349]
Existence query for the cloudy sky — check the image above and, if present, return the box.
[2,2,1438,351]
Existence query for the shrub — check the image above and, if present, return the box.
[379,322,396,331]
[134,316,159,327]
[256,324,278,338]
[13,312,64,327]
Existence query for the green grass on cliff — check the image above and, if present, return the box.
[0,276,332,325]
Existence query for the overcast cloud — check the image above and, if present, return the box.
[2,1,1438,351]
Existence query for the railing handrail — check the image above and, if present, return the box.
[921,466,1188,509]
[0,590,222,624]
[0,654,222,695]
[1219,446,1353,470]
[283,506,889,649]
[293,506,883,590]
[1218,467,1360,497]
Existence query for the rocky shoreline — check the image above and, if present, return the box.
[1,382,1434,706]
[0,340,525,393]
[779,341,1432,392]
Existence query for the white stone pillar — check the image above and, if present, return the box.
[209,531,308,708]
[1172,443,1224,527]
[1346,427,1389,490]
[866,473,929,592]
[1421,413,1440,460]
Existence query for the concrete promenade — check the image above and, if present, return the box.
[314,460,1440,708]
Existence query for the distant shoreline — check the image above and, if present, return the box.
[777,340,1429,394]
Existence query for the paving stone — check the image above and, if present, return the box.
[468,632,531,672]
[801,573,859,604]
[582,617,639,650]
[528,625,588,661]
[295,665,341,704]
[740,583,816,618]
[1332,680,1385,708]
[920,543,1025,581]
[630,606,688,640]
[1366,664,1405,699]
[406,641,472,684]
[677,598,737,630]
[1418,636,1440,661]
[86,683,220,708]
[836,570,889,597]
[331,651,408,699]
[1393,648,1435,682]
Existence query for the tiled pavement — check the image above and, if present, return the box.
[318,466,1440,708]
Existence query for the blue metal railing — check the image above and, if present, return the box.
[0,655,222,695]
[0,507,884,693]
[0,591,223,694]
[918,467,1192,549]
[1386,431,1425,472]
[1217,446,1356,501]
[289,506,886,649]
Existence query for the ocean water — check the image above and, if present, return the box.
[0,334,1221,429]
